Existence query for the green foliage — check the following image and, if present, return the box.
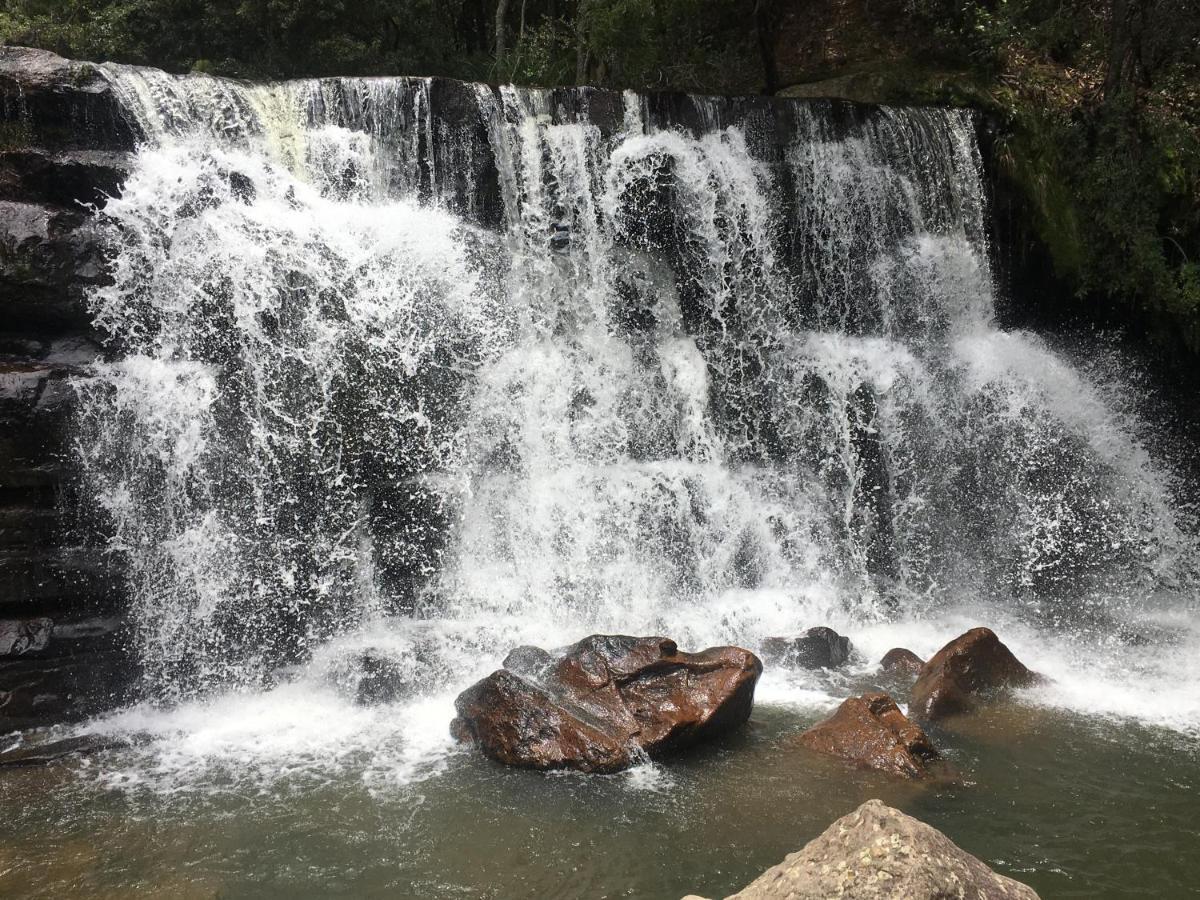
[574,0,757,91]
[0,0,487,78]
[895,0,1200,354]
[0,0,760,88]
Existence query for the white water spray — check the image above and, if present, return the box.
[73,66,1200,785]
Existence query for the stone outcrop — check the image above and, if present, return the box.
[761,627,852,669]
[795,691,940,778]
[0,47,137,733]
[451,635,762,773]
[879,647,924,677]
[686,799,1041,900]
[910,628,1039,721]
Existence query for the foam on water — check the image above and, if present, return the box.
[62,66,1200,789]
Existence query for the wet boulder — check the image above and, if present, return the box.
[910,627,1039,721]
[692,799,1041,899]
[795,691,940,778]
[761,627,852,669]
[451,635,762,773]
[879,647,924,677]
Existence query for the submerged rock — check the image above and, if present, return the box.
[795,691,940,778]
[687,798,1040,899]
[451,635,762,773]
[761,627,852,669]
[350,651,410,705]
[879,647,924,677]
[0,733,131,768]
[335,643,454,705]
[910,627,1039,721]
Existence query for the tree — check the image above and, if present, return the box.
[754,0,781,94]
[1104,0,1151,102]
[496,0,510,64]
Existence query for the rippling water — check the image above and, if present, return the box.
[3,696,1198,898]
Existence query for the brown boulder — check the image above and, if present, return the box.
[795,691,940,778]
[910,627,1038,720]
[879,647,924,676]
[451,635,762,773]
[690,799,1041,899]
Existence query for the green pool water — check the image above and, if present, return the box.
[2,699,1197,899]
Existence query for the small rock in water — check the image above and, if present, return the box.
[761,627,852,669]
[795,691,940,778]
[691,798,1040,899]
[910,627,1040,721]
[451,635,762,773]
[879,647,924,677]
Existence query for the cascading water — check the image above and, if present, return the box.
[72,65,1200,781]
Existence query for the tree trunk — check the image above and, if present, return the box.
[496,0,511,64]
[754,0,781,95]
[575,0,589,85]
[1104,0,1150,102]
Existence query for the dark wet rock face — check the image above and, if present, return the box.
[879,647,924,677]
[761,627,852,669]
[0,47,136,733]
[0,617,53,656]
[910,627,1039,721]
[451,635,762,773]
[695,799,1041,899]
[0,47,140,152]
[795,691,940,778]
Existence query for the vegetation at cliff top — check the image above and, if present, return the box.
[1,1,1198,360]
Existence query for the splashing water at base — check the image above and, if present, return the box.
[53,64,1200,803]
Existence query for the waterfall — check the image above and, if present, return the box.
[75,66,1198,744]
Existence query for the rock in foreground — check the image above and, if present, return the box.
[451,635,762,773]
[910,627,1039,721]
[795,692,940,778]
[761,627,852,669]
[687,799,1040,899]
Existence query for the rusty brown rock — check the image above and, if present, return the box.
[879,646,924,677]
[910,627,1039,721]
[795,691,940,778]
[451,634,762,773]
